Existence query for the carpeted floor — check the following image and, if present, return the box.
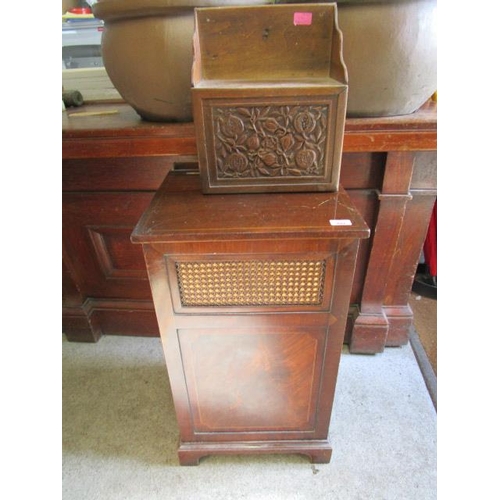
[62,333,437,499]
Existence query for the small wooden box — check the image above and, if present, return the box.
[192,3,348,194]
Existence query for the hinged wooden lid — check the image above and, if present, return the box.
[131,172,370,243]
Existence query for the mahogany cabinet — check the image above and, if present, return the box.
[131,171,369,464]
[62,101,436,353]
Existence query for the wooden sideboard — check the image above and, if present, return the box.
[62,100,436,354]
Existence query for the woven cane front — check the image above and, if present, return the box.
[175,259,326,307]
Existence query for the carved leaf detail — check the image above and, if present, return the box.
[236,108,252,117]
[261,153,277,167]
[263,118,280,133]
[280,134,294,151]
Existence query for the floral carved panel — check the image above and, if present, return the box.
[212,105,329,180]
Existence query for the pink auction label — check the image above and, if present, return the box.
[293,12,313,26]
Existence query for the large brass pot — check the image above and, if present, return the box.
[92,0,270,122]
[93,0,437,121]
[336,0,437,116]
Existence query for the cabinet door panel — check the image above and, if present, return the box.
[178,326,325,436]
[63,192,153,300]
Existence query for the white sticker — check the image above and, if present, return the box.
[329,219,352,226]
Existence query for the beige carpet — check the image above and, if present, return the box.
[62,334,436,499]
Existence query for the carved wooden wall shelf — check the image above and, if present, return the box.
[191,3,348,193]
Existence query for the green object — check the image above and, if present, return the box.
[63,90,84,107]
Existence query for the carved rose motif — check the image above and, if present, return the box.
[295,149,316,169]
[212,104,328,180]
[225,153,248,173]
[246,134,260,150]
[221,115,245,137]
[261,152,277,167]
[294,111,316,134]
[262,136,278,150]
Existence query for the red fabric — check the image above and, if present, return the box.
[423,201,437,277]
